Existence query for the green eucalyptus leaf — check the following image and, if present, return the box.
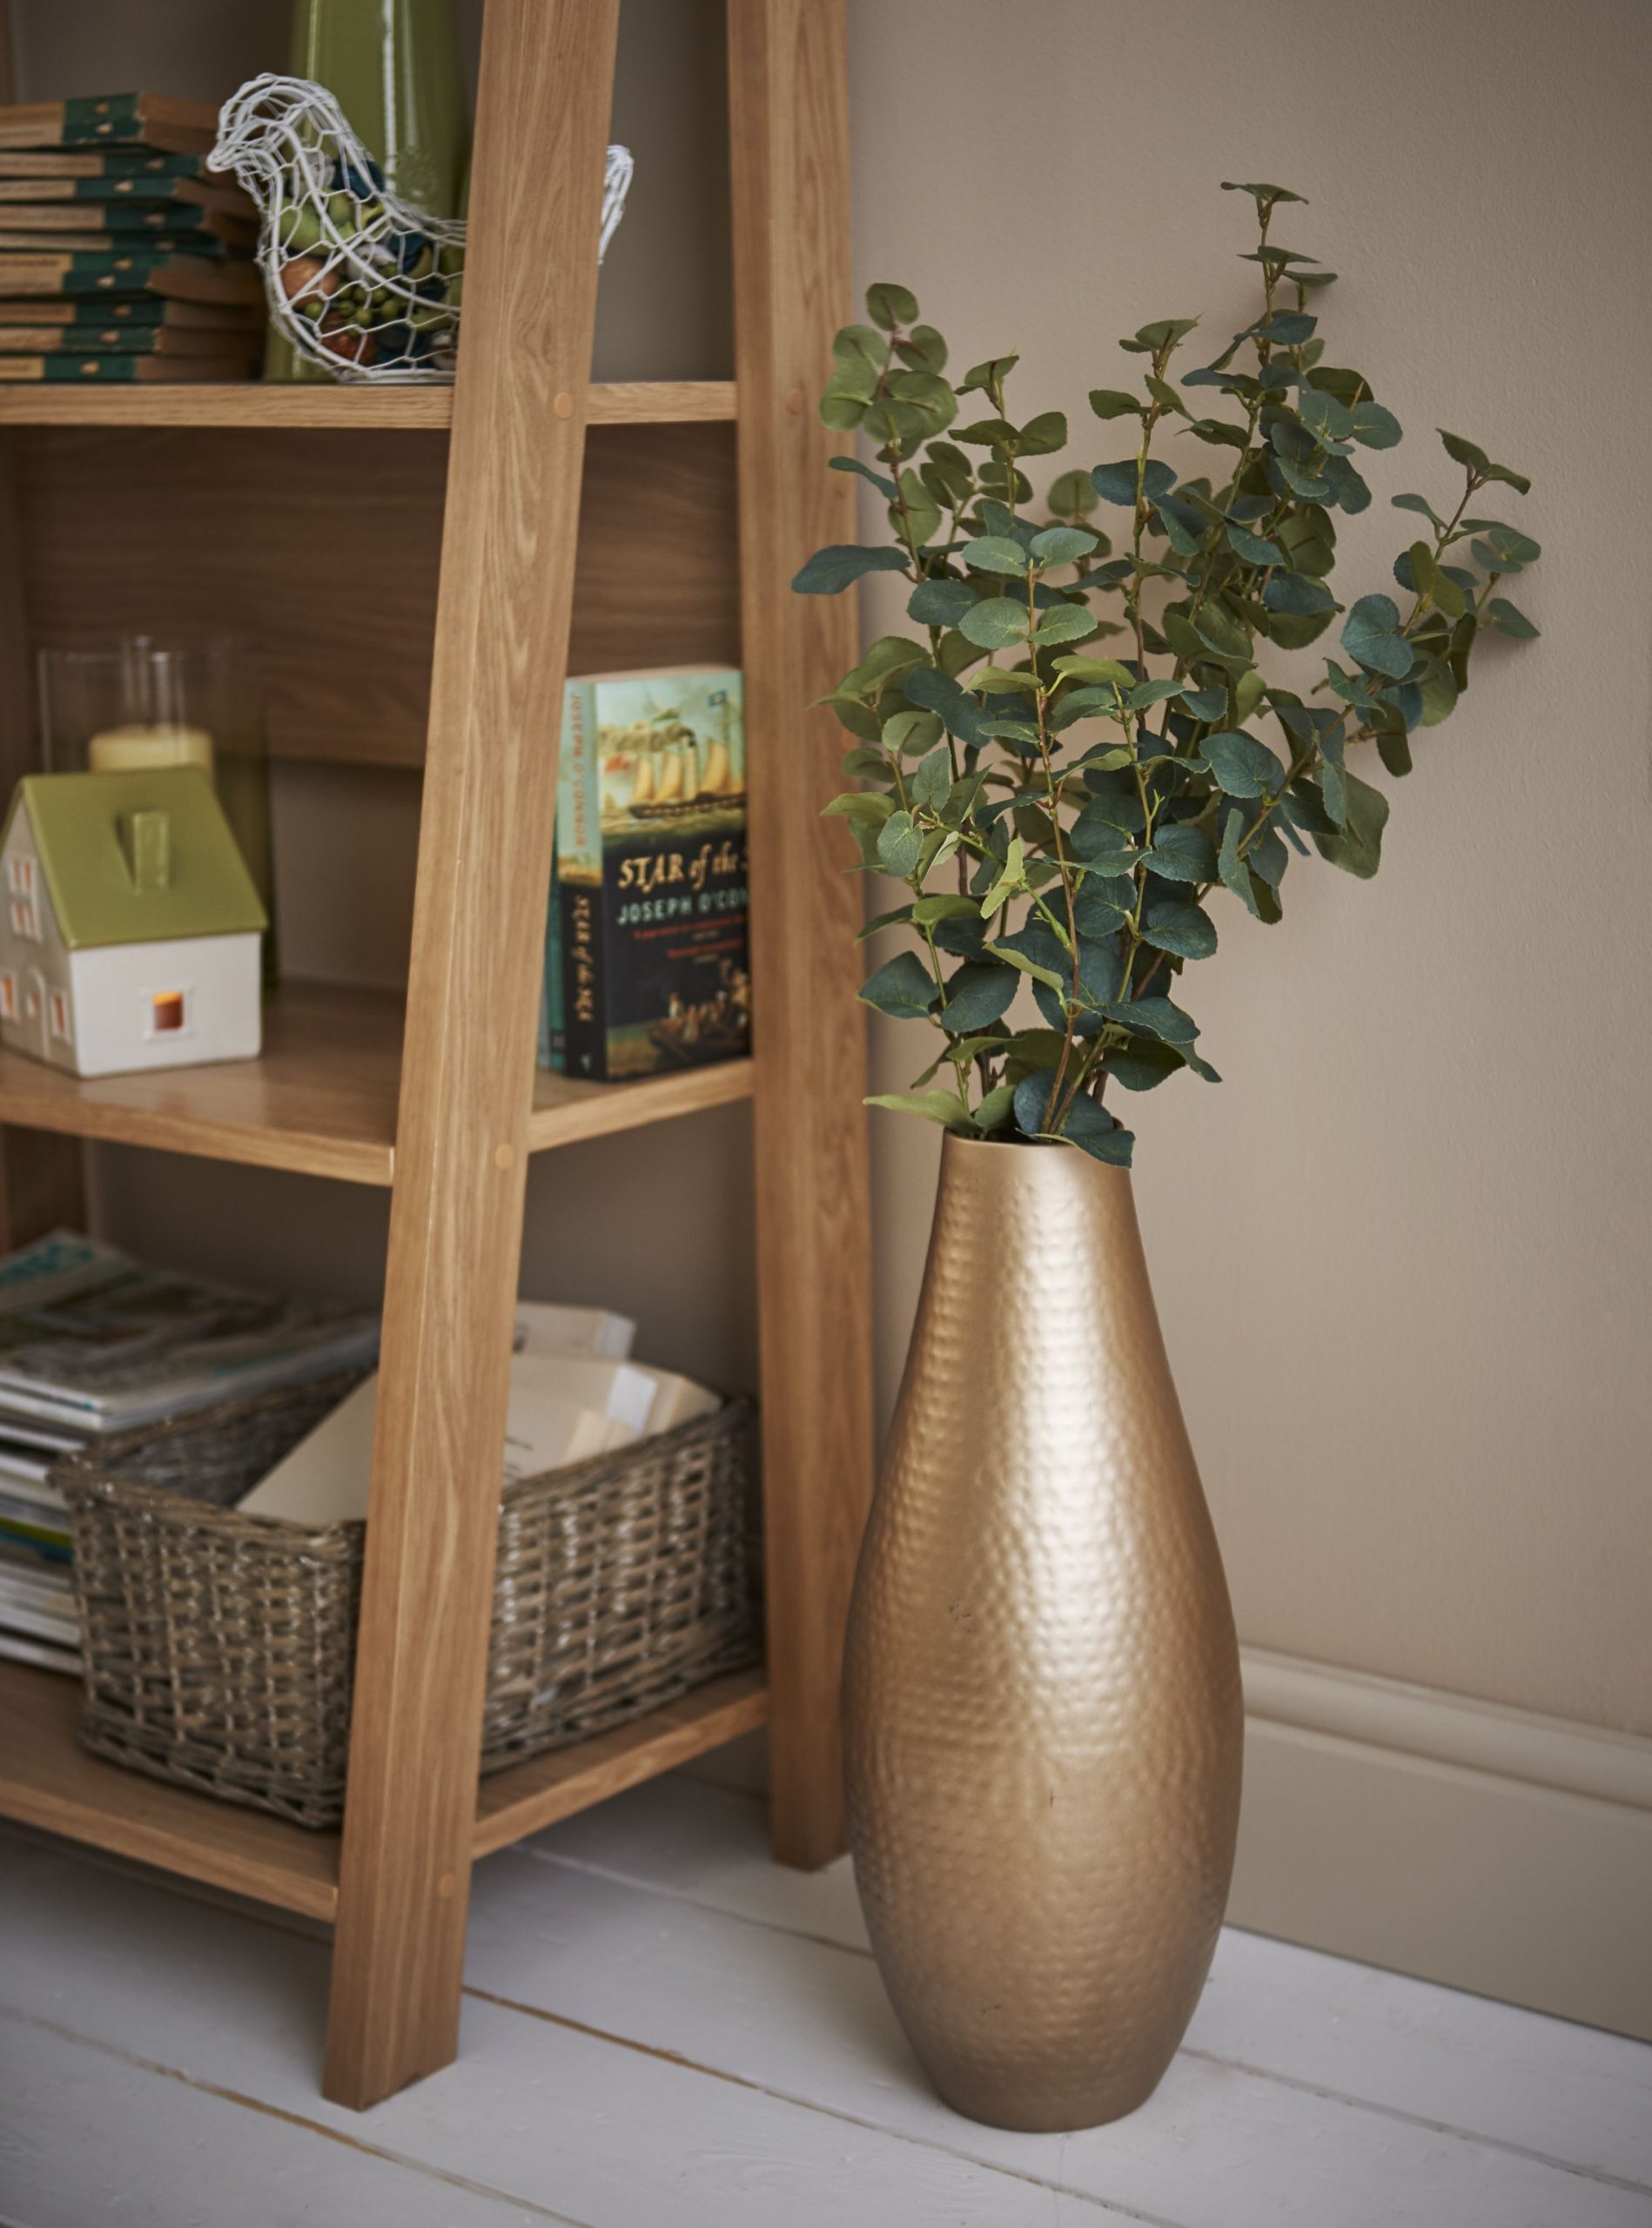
[856,903,913,942]
[907,577,977,627]
[1193,601,1254,661]
[1141,900,1218,959]
[910,748,951,809]
[822,789,896,824]
[1011,1069,1063,1136]
[829,454,897,499]
[1226,521,1286,566]
[876,810,923,878]
[1017,411,1069,455]
[1340,593,1413,679]
[1486,597,1540,638]
[1350,399,1402,449]
[912,892,978,927]
[1219,805,1266,917]
[1031,604,1101,648]
[1029,524,1100,565]
[895,323,948,375]
[1047,467,1101,518]
[1392,490,1447,529]
[1058,1092,1135,1165]
[881,707,944,755]
[1201,728,1284,798]
[1312,770,1389,877]
[1123,316,1202,356]
[1154,493,1207,556]
[1099,996,1199,1044]
[865,280,918,330]
[1148,823,1217,882]
[958,595,1033,649]
[1090,387,1145,420]
[860,950,937,1017]
[1481,524,1541,566]
[865,1088,977,1132]
[958,352,1019,395]
[985,937,1067,995]
[792,544,909,594]
[962,534,1031,575]
[1263,572,1337,616]
[1179,683,1228,721]
[942,962,1020,1032]
[1222,179,1307,206]
[1091,457,1177,506]
[892,467,942,550]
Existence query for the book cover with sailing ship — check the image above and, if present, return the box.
[556,668,749,1083]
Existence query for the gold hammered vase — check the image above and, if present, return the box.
[843,1131,1243,2131]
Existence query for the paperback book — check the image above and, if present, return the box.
[0,352,261,382]
[0,323,261,356]
[0,295,261,329]
[0,251,264,304]
[0,94,221,158]
[556,668,749,1082]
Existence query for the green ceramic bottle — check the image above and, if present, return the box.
[265,0,468,381]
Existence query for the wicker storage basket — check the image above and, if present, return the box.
[58,1374,758,1829]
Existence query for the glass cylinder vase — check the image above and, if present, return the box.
[37,636,278,984]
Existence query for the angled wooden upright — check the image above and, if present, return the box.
[728,0,874,1869]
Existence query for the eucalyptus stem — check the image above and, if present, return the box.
[800,191,1541,1166]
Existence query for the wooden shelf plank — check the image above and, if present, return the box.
[0,981,400,1184]
[0,1659,767,1916]
[472,1669,769,1857]
[0,981,751,1184]
[529,1057,754,1152]
[0,379,735,431]
[0,1659,341,1919]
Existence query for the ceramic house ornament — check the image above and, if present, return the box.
[0,768,265,1077]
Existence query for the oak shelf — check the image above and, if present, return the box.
[0,981,753,1183]
[0,378,736,430]
[0,1659,768,1922]
[0,0,870,2115]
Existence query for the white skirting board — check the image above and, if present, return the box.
[1232,1649,1652,2042]
[688,1648,1652,2040]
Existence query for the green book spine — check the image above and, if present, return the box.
[0,151,206,180]
[557,681,606,1080]
[538,840,565,1072]
[0,295,170,325]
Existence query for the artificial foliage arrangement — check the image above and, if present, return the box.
[795,182,1542,1166]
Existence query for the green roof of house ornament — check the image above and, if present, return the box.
[0,769,267,950]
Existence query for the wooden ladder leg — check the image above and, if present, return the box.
[322,0,621,2111]
[728,0,876,1869]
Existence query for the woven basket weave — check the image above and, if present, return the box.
[59,1374,758,1829]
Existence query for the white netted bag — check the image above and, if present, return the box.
[210,73,634,386]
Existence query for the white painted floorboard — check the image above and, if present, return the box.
[1,1773,1648,2228]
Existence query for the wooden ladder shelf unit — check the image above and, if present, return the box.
[0,0,872,2111]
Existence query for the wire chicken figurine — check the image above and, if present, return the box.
[210,74,635,384]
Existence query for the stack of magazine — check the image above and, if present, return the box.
[0,1231,379,1675]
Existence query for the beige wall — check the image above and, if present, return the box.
[848,0,1652,1735]
[10,2,1648,1735]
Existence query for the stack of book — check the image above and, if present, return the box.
[0,93,266,385]
[0,1230,381,1674]
[541,666,750,1081]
